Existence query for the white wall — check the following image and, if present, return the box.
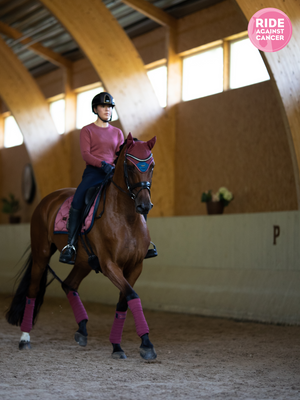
[1,211,299,324]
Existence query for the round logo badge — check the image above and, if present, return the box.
[248,8,292,52]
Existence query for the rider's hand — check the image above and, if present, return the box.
[101,161,115,175]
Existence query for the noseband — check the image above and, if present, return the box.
[112,151,153,200]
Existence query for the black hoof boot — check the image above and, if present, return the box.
[59,245,76,265]
[19,341,31,350]
[75,320,88,346]
[74,332,87,346]
[112,344,127,360]
[140,333,157,360]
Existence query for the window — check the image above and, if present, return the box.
[147,65,167,107]
[229,37,270,89]
[49,98,65,134]
[76,85,118,129]
[182,46,223,101]
[181,34,270,102]
[4,116,23,148]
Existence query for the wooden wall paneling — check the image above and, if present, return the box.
[177,0,248,54]
[0,145,41,223]
[131,27,166,65]
[40,0,175,216]
[0,112,4,148]
[64,68,76,133]
[166,27,181,108]
[0,113,3,208]
[235,0,300,208]
[62,67,76,188]
[0,36,70,199]
[165,26,181,206]
[175,82,298,215]
[72,59,100,91]
[223,40,230,91]
[36,69,64,99]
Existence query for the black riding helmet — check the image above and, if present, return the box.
[92,92,115,122]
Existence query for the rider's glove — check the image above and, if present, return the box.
[101,161,115,175]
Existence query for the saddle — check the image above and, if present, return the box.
[54,185,102,235]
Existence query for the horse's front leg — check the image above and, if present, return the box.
[105,261,157,360]
[127,294,157,361]
[110,294,128,359]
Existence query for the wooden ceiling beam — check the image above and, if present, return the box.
[0,35,70,198]
[121,0,177,29]
[0,21,72,69]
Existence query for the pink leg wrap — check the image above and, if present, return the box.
[109,311,127,344]
[20,297,36,333]
[67,291,88,324]
[128,298,149,337]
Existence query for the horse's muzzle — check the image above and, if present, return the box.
[135,201,153,215]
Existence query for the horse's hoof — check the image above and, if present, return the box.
[140,346,157,360]
[112,351,127,360]
[19,340,31,350]
[74,331,87,347]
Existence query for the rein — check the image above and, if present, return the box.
[111,151,152,200]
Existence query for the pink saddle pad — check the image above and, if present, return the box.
[54,193,100,234]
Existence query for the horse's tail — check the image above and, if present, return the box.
[6,247,48,326]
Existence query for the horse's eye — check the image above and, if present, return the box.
[127,165,134,172]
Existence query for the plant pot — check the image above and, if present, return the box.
[9,215,21,224]
[206,201,224,215]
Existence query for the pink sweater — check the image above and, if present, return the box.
[80,123,124,168]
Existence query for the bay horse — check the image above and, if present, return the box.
[6,133,157,360]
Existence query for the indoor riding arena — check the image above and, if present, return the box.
[1,0,300,399]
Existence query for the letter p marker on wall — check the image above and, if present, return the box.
[273,225,280,245]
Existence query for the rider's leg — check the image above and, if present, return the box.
[59,166,106,265]
[59,206,82,264]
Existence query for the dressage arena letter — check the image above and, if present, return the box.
[273,225,280,245]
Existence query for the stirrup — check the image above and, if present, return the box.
[145,241,157,259]
[59,244,77,264]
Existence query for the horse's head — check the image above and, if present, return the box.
[124,132,156,215]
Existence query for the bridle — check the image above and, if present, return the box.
[111,151,153,200]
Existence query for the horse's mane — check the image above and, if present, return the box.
[114,137,139,165]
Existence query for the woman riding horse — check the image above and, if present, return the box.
[60,92,124,264]
[6,94,158,360]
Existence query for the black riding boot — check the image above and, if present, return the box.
[59,206,82,264]
[143,214,158,259]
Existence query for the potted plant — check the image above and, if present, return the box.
[201,187,233,215]
[1,193,21,223]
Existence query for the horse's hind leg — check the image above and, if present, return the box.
[61,263,91,347]
[18,240,56,350]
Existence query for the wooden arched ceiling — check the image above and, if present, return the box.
[40,0,175,216]
[235,0,300,207]
[0,35,70,199]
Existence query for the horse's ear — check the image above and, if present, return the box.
[127,132,134,148]
[147,136,156,150]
